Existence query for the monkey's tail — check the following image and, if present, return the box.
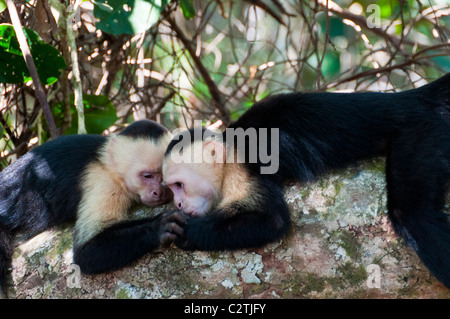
[422,73,450,101]
[0,223,14,298]
[391,209,450,288]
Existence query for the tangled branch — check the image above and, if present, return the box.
[0,0,449,167]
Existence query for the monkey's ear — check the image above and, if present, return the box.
[103,134,119,167]
[203,140,226,164]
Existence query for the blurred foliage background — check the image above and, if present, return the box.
[0,0,449,168]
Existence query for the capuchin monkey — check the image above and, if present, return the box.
[0,120,183,298]
[162,73,450,289]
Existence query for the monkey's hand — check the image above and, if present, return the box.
[172,213,210,251]
[157,210,190,245]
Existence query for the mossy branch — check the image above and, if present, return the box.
[48,0,86,134]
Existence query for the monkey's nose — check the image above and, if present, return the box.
[158,187,173,204]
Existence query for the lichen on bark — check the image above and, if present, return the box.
[7,158,450,299]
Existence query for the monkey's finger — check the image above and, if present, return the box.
[174,236,197,251]
[160,232,177,245]
[170,212,190,225]
[166,222,184,237]
[158,210,186,223]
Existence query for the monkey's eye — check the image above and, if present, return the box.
[142,173,154,179]
[174,182,183,189]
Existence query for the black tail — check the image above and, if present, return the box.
[386,115,450,289]
[421,73,450,101]
[391,210,450,288]
[0,224,14,298]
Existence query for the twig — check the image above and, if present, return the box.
[49,0,86,134]
[326,53,446,88]
[148,91,176,120]
[316,0,415,49]
[5,0,59,139]
[166,15,230,125]
[67,0,86,134]
[245,0,287,26]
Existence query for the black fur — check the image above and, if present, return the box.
[0,120,170,296]
[177,178,290,251]
[170,74,450,288]
[73,211,182,274]
[119,119,168,140]
[0,134,104,293]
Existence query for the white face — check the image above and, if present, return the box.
[125,168,172,207]
[106,134,173,207]
[163,163,218,217]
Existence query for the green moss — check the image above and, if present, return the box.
[346,288,381,299]
[337,262,367,286]
[115,288,131,299]
[302,273,326,294]
[334,181,343,196]
[209,252,222,261]
[280,273,303,297]
[26,248,48,266]
[246,283,269,295]
[365,158,386,174]
[148,251,200,294]
[56,231,73,255]
[281,272,327,297]
[328,230,362,261]
[396,283,416,298]
[339,231,361,261]
[316,176,330,190]
[326,275,346,290]
[297,184,312,201]
[44,283,52,296]
[370,257,385,270]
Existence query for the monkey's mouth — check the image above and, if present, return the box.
[184,210,206,217]
[145,199,168,207]
[147,193,173,207]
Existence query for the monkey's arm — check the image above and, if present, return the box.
[173,188,291,251]
[73,212,183,274]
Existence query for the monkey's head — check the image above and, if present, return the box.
[163,132,226,217]
[103,120,174,207]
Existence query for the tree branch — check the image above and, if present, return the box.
[326,51,449,88]
[148,90,176,120]
[244,0,287,26]
[166,15,230,125]
[5,0,59,139]
[317,0,415,49]
[48,0,86,134]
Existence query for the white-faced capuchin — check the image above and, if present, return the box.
[162,73,450,289]
[0,120,184,298]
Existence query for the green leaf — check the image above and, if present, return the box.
[22,42,68,85]
[0,24,23,55]
[321,51,340,77]
[0,0,6,14]
[0,50,29,83]
[63,94,119,135]
[180,0,195,20]
[93,0,171,35]
[0,24,67,84]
